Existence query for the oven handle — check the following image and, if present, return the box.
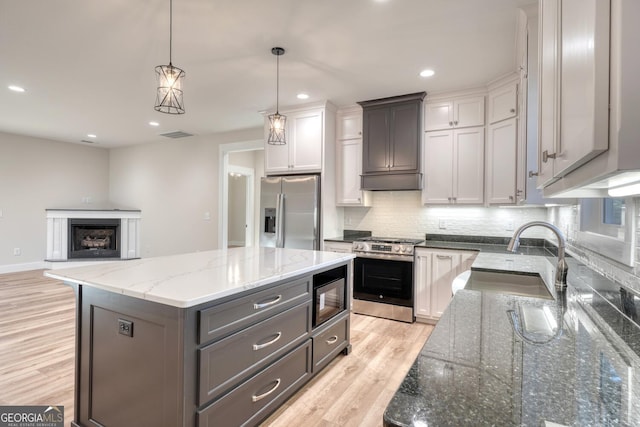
[353,252,414,262]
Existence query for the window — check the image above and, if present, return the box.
[578,198,635,267]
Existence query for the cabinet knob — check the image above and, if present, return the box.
[449,121,453,127]
[509,195,514,201]
[510,108,516,113]
[454,120,458,125]
[358,131,362,135]
[528,171,539,178]
[542,150,557,163]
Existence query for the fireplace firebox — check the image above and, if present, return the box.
[68,218,121,259]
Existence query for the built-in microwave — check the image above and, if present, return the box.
[313,269,347,328]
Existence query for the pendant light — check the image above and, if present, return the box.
[155,0,185,114]
[268,47,286,145]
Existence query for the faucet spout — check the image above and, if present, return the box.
[507,221,568,291]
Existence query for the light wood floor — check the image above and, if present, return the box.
[0,270,433,427]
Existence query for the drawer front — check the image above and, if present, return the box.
[197,340,312,427]
[198,276,311,345]
[198,302,311,405]
[312,314,349,372]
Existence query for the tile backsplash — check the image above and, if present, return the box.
[343,192,548,239]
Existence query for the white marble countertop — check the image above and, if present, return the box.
[44,247,355,308]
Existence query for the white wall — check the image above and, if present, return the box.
[228,149,265,247]
[108,127,263,258]
[344,192,548,239]
[227,175,247,246]
[0,131,110,270]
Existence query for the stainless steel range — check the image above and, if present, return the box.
[352,237,424,323]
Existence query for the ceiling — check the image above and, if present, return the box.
[0,0,535,148]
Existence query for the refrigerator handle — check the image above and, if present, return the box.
[276,193,285,248]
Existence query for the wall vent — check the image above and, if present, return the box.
[80,139,95,144]
[160,130,194,139]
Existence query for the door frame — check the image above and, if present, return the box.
[227,165,255,247]
[218,139,263,249]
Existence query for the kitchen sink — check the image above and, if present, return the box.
[465,269,554,300]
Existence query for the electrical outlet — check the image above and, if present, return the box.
[438,219,447,229]
[203,211,211,221]
[506,220,515,231]
[0,209,3,218]
[118,319,133,337]
[345,215,352,226]
[13,248,21,256]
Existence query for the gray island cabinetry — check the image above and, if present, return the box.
[45,247,354,427]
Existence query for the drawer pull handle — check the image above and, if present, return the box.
[253,295,282,310]
[252,378,281,402]
[326,335,339,345]
[253,332,282,351]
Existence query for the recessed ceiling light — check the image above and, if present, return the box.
[87,134,97,138]
[8,85,25,92]
[297,93,309,100]
[149,121,160,126]
[419,69,435,78]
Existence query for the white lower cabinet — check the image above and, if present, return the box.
[414,248,477,323]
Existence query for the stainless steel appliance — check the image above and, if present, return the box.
[352,237,424,323]
[313,264,348,327]
[259,175,320,250]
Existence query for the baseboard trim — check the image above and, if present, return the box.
[0,261,48,274]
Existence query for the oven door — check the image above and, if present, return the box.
[353,255,413,307]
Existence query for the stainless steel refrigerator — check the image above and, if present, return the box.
[259,175,320,250]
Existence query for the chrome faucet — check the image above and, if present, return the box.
[507,221,568,291]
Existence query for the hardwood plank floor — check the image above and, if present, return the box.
[0,270,433,427]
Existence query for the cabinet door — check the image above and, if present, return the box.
[337,110,362,140]
[414,252,431,318]
[390,102,420,172]
[336,138,369,206]
[555,0,610,177]
[454,96,485,128]
[537,0,559,187]
[488,84,517,124]
[423,131,454,204]
[264,122,291,174]
[290,110,323,172]
[453,127,484,204]
[362,107,390,173]
[487,118,517,204]
[424,101,453,131]
[322,241,352,253]
[430,251,460,319]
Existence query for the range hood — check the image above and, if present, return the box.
[358,92,425,191]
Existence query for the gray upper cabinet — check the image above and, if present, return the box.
[358,92,425,191]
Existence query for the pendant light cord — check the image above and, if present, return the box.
[275,53,279,114]
[169,0,173,65]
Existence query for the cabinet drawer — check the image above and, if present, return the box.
[198,276,311,345]
[197,340,312,427]
[312,314,348,372]
[198,302,311,405]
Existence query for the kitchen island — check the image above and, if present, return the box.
[384,250,640,426]
[45,247,354,427]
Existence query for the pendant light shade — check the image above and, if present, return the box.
[268,47,286,145]
[155,0,185,114]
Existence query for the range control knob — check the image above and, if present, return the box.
[393,245,400,252]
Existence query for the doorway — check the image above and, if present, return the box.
[227,165,254,247]
[218,139,264,249]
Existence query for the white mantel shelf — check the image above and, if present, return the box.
[45,208,141,261]
[45,247,355,308]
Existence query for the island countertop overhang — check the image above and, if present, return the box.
[44,247,355,308]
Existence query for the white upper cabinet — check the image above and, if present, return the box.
[537,0,610,187]
[264,106,324,174]
[486,118,518,204]
[424,96,485,131]
[335,106,371,206]
[423,127,484,205]
[487,83,517,124]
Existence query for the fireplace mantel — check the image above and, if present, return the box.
[46,209,141,261]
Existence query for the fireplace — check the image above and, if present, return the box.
[46,208,140,262]
[68,218,121,259]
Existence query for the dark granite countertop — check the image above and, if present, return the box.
[418,234,557,256]
[324,230,372,243]
[384,251,640,427]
